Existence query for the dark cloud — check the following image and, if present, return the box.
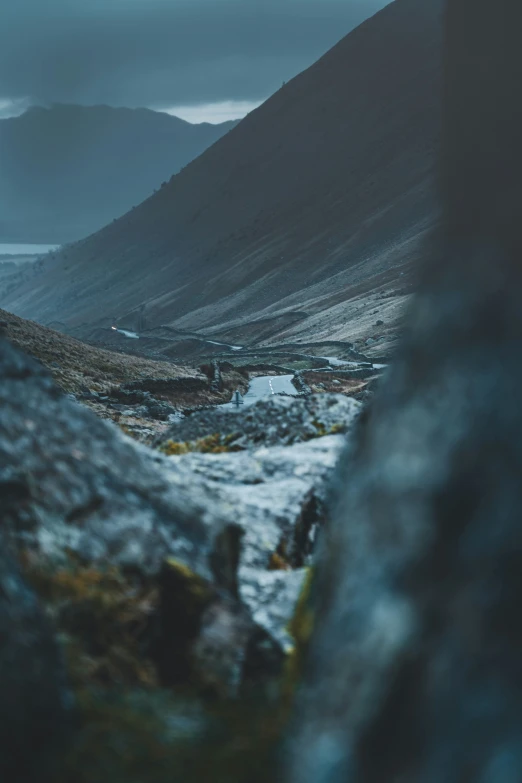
[0,0,388,110]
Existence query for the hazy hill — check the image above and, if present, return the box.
[0,104,237,243]
[2,0,443,352]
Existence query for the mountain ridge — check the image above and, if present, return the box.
[2,0,443,353]
[0,104,238,243]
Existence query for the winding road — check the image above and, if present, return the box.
[227,374,298,409]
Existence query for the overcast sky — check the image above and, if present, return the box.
[0,0,389,123]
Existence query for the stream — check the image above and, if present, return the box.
[205,339,243,351]
[111,327,140,339]
[111,327,241,349]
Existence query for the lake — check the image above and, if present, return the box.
[0,243,60,257]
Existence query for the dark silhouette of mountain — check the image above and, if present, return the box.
[2,0,443,351]
[0,104,237,243]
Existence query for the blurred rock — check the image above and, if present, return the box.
[0,338,348,710]
[240,568,308,654]
[0,539,73,781]
[288,0,522,776]
[164,436,344,571]
[157,394,360,451]
[288,250,522,783]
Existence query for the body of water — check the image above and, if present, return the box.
[112,327,140,339]
[0,243,60,256]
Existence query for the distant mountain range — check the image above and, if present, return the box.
[2,0,443,352]
[0,104,237,243]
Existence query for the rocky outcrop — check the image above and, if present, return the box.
[79,386,181,421]
[157,394,360,451]
[122,376,208,395]
[209,360,223,393]
[164,436,344,658]
[0,340,233,580]
[0,337,354,777]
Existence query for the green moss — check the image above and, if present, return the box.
[58,688,285,783]
[58,689,200,783]
[159,433,243,456]
[312,419,329,437]
[268,540,292,572]
[288,567,315,647]
[23,558,159,689]
[163,558,213,606]
[268,552,292,571]
[22,554,292,783]
[159,439,192,455]
[302,419,347,442]
[283,567,316,704]
[118,423,143,441]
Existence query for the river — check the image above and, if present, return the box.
[205,339,243,351]
[111,327,140,339]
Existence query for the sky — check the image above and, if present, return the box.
[0,0,388,124]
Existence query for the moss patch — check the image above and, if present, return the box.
[283,567,316,705]
[159,432,243,456]
[19,553,302,782]
[301,419,347,441]
[58,688,287,783]
[22,557,159,689]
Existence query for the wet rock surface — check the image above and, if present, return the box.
[80,386,181,421]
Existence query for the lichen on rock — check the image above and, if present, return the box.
[0,337,354,780]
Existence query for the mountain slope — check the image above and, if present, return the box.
[0,104,237,243]
[2,0,443,351]
[0,308,201,395]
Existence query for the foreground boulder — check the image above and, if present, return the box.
[0,539,73,781]
[0,337,358,777]
[287,1,522,779]
[288,254,522,783]
[157,393,360,451]
[0,338,237,582]
[164,436,345,653]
